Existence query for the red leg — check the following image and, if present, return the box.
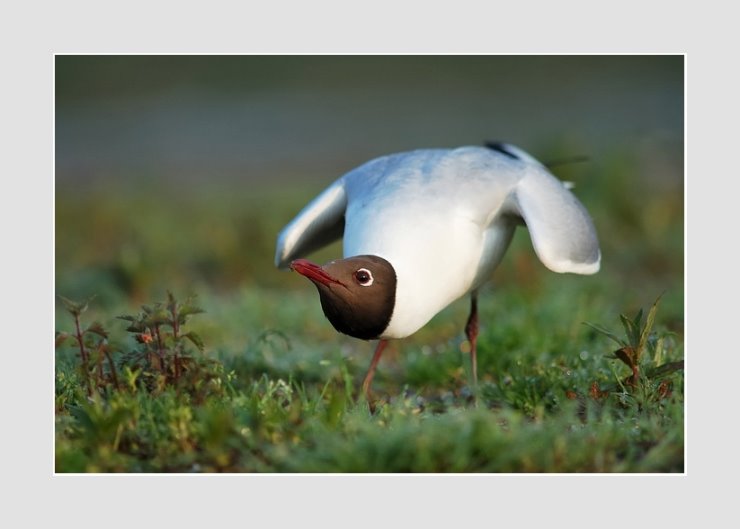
[362,339,388,399]
[465,291,479,388]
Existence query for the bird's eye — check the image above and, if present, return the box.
[354,268,374,286]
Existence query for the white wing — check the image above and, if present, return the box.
[274,178,347,269]
[507,162,601,274]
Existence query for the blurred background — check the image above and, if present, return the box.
[55,55,684,348]
[57,55,682,184]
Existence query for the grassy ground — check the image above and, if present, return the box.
[54,147,684,473]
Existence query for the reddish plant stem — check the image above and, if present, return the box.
[171,306,180,382]
[74,313,92,397]
[95,348,104,386]
[154,324,166,374]
[103,345,120,390]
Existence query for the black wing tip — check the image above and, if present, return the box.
[483,141,520,160]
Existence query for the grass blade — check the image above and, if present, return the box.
[583,321,626,347]
[639,294,663,355]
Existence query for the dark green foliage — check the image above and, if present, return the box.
[55,291,683,473]
[56,293,218,401]
[585,294,683,395]
[115,291,207,392]
[56,294,115,397]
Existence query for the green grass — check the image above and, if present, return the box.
[55,284,683,472]
[54,147,684,473]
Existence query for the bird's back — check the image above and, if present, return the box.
[343,147,524,229]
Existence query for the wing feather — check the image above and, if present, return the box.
[274,178,347,268]
[509,165,601,274]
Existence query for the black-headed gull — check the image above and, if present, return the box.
[275,142,600,398]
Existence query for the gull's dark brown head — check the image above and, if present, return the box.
[290,255,396,340]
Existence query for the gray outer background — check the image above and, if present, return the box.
[4,0,731,527]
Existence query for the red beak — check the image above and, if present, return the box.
[290,259,344,287]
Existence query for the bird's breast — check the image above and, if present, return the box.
[343,203,509,339]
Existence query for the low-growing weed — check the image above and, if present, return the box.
[56,292,229,402]
[584,294,684,411]
[55,291,683,472]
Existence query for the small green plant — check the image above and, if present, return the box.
[585,294,683,398]
[56,292,217,399]
[56,295,118,396]
[117,291,205,388]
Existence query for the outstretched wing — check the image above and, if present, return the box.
[274,178,348,269]
[507,162,601,274]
